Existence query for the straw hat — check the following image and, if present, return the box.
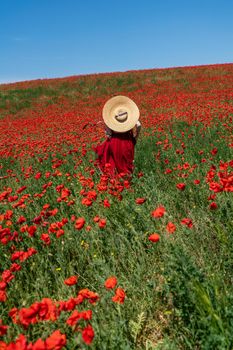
[102,95,140,132]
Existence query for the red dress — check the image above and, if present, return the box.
[94,130,136,176]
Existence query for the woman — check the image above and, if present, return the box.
[94,96,141,177]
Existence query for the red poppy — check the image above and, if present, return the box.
[209,182,222,193]
[66,309,92,326]
[45,330,66,350]
[181,218,193,228]
[0,320,8,336]
[211,147,218,155]
[208,194,216,200]
[80,310,92,320]
[49,208,58,216]
[18,306,38,327]
[87,190,97,201]
[176,183,186,191]
[34,172,42,179]
[104,276,118,289]
[38,298,58,322]
[166,222,176,234]
[81,198,92,206]
[0,282,7,290]
[98,219,106,228]
[66,311,79,326]
[148,233,160,242]
[78,289,99,304]
[56,229,64,238]
[6,334,27,350]
[82,324,95,345]
[103,199,110,207]
[27,225,37,237]
[40,233,51,245]
[2,270,15,284]
[193,179,200,185]
[135,198,146,204]
[17,186,27,194]
[10,263,21,272]
[17,216,26,224]
[9,307,18,323]
[64,276,78,286]
[209,202,218,210]
[33,216,42,224]
[112,288,126,304]
[151,206,166,218]
[60,188,71,200]
[93,216,100,222]
[75,217,85,230]
[61,218,68,225]
[31,338,46,350]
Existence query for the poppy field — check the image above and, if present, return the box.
[0,63,233,349]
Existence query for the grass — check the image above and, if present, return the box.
[0,63,233,349]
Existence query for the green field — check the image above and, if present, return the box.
[0,63,233,349]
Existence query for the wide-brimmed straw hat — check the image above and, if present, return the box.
[102,95,140,133]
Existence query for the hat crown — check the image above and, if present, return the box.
[115,109,128,123]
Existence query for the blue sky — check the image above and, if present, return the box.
[0,0,232,83]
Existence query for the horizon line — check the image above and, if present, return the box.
[0,61,232,87]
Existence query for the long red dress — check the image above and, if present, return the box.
[94,130,136,177]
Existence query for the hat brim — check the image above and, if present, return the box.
[102,95,140,133]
